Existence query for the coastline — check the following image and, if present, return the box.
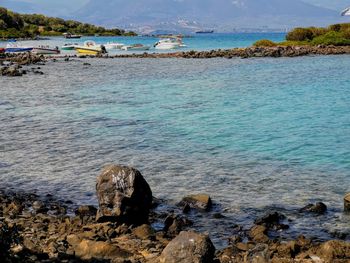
[1,165,350,263]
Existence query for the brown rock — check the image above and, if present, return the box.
[317,240,350,262]
[96,165,152,225]
[250,225,269,243]
[133,224,155,240]
[159,231,215,263]
[179,194,212,211]
[69,237,132,260]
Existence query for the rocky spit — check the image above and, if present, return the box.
[2,44,350,77]
[1,164,350,263]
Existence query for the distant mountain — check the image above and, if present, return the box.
[74,0,348,32]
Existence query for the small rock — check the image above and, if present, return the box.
[159,231,215,263]
[179,194,212,211]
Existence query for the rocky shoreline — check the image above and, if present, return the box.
[1,45,350,77]
[2,164,350,263]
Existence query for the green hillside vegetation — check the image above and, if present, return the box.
[253,23,350,47]
[0,7,136,39]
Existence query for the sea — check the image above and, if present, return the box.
[1,33,350,246]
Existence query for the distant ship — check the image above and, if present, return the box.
[195,30,214,34]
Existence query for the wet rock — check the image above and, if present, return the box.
[245,244,269,263]
[159,231,215,263]
[179,194,212,211]
[254,211,288,230]
[344,193,350,212]
[300,202,327,215]
[96,165,153,225]
[75,205,97,217]
[32,200,48,214]
[163,215,193,237]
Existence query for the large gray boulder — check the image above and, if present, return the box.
[96,165,152,225]
[159,231,215,263]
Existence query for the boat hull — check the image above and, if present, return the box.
[75,47,101,55]
[0,48,5,53]
[5,47,33,53]
[32,48,60,55]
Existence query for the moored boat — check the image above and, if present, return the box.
[0,48,5,53]
[63,33,82,39]
[121,44,150,51]
[154,37,186,50]
[32,46,60,55]
[74,40,107,55]
[104,42,124,50]
[5,41,33,53]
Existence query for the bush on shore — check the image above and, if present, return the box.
[253,39,277,47]
[284,23,350,46]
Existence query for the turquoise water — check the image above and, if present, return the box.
[1,55,350,243]
[0,33,286,53]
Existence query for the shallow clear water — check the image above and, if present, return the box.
[0,33,286,54]
[1,55,350,244]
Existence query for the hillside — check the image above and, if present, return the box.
[0,7,136,39]
[75,0,347,32]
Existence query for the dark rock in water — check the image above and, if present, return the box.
[254,211,287,230]
[163,215,192,237]
[159,231,215,263]
[300,202,327,214]
[344,193,350,212]
[179,194,212,211]
[83,62,91,66]
[96,164,152,225]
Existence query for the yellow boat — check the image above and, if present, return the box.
[74,40,107,56]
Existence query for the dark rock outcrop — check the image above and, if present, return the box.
[300,202,327,214]
[96,165,153,225]
[179,194,212,211]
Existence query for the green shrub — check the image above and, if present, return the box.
[311,31,350,46]
[286,28,314,41]
[253,39,277,47]
[329,24,341,32]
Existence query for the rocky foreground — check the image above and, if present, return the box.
[2,164,350,263]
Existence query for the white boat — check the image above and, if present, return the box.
[74,40,107,55]
[104,42,124,50]
[121,44,150,51]
[32,45,60,55]
[5,41,33,53]
[154,37,186,50]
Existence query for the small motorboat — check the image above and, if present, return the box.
[5,41,33,53]
[32,46,60,55]
[61,43,80,50]
[104,42,124,50]
[63,33,82,39]
[154,37,186,50]
[74,40,107,56]
[121,44,150,51]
